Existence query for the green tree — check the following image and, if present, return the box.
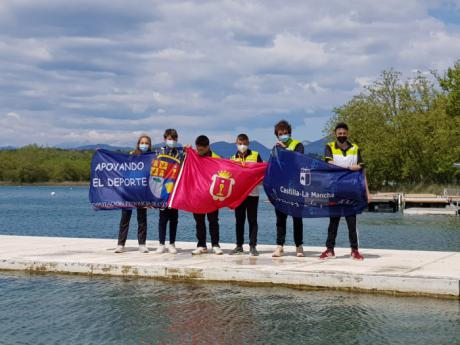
[327,67,460,190]
[437,59,460,117]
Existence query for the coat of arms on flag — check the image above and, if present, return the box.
[210,170,235,201]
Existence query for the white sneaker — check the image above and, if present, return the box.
[212,246,223,255]
[296,245,304,257]
[192,247,208,255]
[114,245,124,253]
[138,245,149,253]
[168,244,177,254]
[272,245,284,257]
[155,245,167,254]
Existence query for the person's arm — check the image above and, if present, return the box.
[364,171,371,203]
[350,148,364,171]
[276,140,286,148]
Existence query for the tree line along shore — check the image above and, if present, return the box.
[1,62,459,191]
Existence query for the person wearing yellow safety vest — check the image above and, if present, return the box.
[228,134,264,256]
[319,122,369,261]
[272,120,305,258]
[191,135,223,256]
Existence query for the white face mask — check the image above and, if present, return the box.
[237,144,248,153]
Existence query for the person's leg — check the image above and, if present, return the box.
[136,208,147,245]
[169,208,179,244]
[193,213,206,247]
[247,196,259,247]
[118,209,132,246]
[273,209,287,257]
[326,217,341,249]
[275,209,287,246]
[158,209,168,245]
[293,216,303,247]
[207,210,220,247]
[235,199,247,247]
[345,215,358,250]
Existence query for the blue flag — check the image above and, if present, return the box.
[263,147,368,218]
[89,149,181,210]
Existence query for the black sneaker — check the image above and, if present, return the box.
[229,246,244,255]
[249,246,259,256]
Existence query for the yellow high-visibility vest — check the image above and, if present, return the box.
[230,150,259,163]
[326,141,359,168]
[286,139,301,151]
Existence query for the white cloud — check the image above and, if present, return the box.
[0,0,459,147]
[6,112,20,119]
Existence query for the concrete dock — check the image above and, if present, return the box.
[0,235,459,299]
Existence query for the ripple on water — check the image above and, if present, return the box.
[0,272,459,345]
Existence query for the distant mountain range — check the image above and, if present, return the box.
[210,140,271,160]
[0,146,16,151]
[0,137,330,158]
[71,144,132,151]
[303,137,330,156]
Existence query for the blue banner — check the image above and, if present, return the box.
[89,149,181,210]
[263,147,368,218]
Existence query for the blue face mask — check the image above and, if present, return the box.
[165,140,177,148]
[279,134,290,143]
[139,144,149,152]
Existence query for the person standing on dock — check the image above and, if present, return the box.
[229,134,263,256]
[272,120,305,258]
[191,135,224,256]
[115,135,152,254]
[320,122,368,261]
[155,129,183,254]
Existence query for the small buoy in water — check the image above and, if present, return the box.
[50,192,56,196]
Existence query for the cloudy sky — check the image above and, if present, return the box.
[1,0,459,148]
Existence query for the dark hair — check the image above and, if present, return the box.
[334,122,349,131]
[163,128,178,140]
[236,133,249,142]
[274,120,292,136]
[195,135,210,147]
[133,134,152,154]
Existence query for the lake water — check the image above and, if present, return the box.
[0,186,459,345]
[0,186,459,251]
[0,271,459,345]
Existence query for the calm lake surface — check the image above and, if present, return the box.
[0,186,459,345]
[0,186,459,251]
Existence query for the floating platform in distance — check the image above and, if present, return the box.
[368,193,459,215]
[402,193,459,216]
[368,193,400,212]
[0,235,459,299]
[403,207,459,216]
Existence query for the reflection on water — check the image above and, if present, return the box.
[0,272,459,345]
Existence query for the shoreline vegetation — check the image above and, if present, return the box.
[0,181,457,195]
[325,64,460,190]
[1,63,459,191]
[0,181,89,187]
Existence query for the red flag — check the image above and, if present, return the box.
[169,147,268,213]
